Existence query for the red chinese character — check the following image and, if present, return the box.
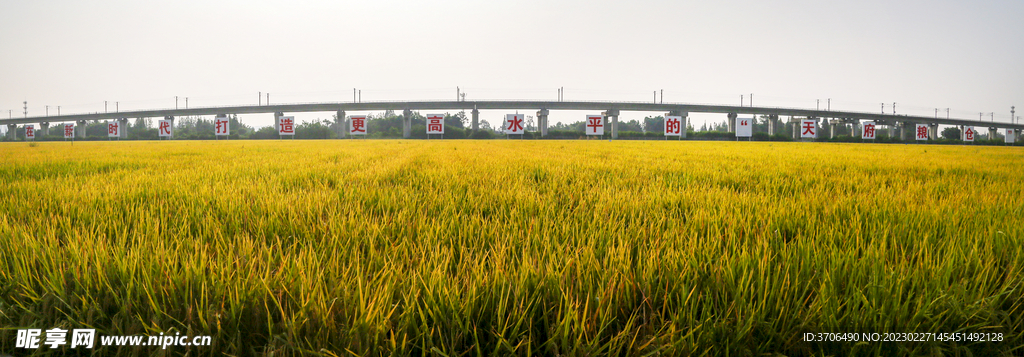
[666,118,680,134]
[216,119,227,134]
[64,125,74,137]
[917,125,928,139]
[965,128,974,140]
[160,121,171,135]
[26,127,34,137]
[506,115,524,132]
[108,123,118,135]
[281,118,294,133]
[351,118,366,132]
[864,124,875,137]
[587,117,602,133]
[802,122,815,135]
[428,119,443,132]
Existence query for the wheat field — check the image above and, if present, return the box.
[1,140,1022,356]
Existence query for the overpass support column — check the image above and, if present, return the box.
[120,118,130,139]
[790,117,799,139]
[727,113,737,132]
[668,110,688,138]
[929,123,938,140]
[402,109,413,139]
[898,122,905,141]
[273,112,283,132]
[471,108,480,134]
[6,124,16,140]
[41,122,49,136]
[603,109,620,139]
[828,119,837,139]
[537,109,549,137]
[77,120,88,139]
[767,114,778,135]
[989,127,998,141]
[336,110,346,138]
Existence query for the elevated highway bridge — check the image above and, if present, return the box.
[2,100,1020,140]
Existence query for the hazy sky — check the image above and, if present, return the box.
[2,0,1022,129]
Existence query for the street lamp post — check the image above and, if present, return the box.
[893,102,896,115]
[946,108,949,119]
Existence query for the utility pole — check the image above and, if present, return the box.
[946,108,949,119]
[259,92,262,106]
[359,90,361,103]
[816,99,819,111]
[881,103,885,114]
[23,101,27,118]
[827,98,830,111]
[740,95,743,107]
[935,108,938,118]
[105,101,108,113]
[176,96,178,109]
[58,106,60,116]
[186,97,188,109]
[893,102,896,115]
[116,102,119,112]
[457,87,460,101]
[1012,106,1015,124]
[750,93,753,107]
[661,89,664,104]
[46,105,49,116]
[353,88,356,102]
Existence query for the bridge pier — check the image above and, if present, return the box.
[727,113,737,132]
[537,109,549,137]
[402,109,413,139]
[989,127,998,140]
[120,118,129,139]
[336,110,346,138]
[603,109,619,139]
[767,114,778,136]
[274,112,283,133]
[6,124,15,140]
[789,117,800,139]
[929,123,938,140]
[77,120,88,139]
[471,108,479,134]
[41,122,49,136]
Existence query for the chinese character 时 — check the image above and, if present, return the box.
[108,123,118,135]
[70,329,96,349]
[44,328,68,349]
[16,329,42,349]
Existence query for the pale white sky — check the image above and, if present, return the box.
[1,0,1022,130]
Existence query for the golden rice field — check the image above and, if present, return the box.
[1,140,1023,356]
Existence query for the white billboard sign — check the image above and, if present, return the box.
[915,124,929,141]
[278,116,295,135]
[800,119,817,138]
[963,126,975,142]
[25,125,35,139]
[585,115,604,135]
[215,115,230,136]
[664,116,682,136]
[504,114,525,134]
[158,120,173,137]
[107,121,120,138]
[735,118,753,138]
[63,124,75,139]
[1006,129,1016,144]
[426,114,444,134]
[862,121,876,139]
[349,115,367,135]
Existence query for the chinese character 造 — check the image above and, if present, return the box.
[16,329,42,349]
[281,118,294,133]
[70,329,96,349]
